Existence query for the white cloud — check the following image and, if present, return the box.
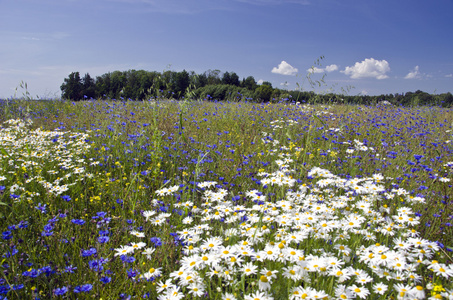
[307,67,324,74]
[307,64,338,74]
[445,74,452,78]
[280,82,289,87]
[342,58,390,80]
[257,79,264,85]
[272,61,298,76]
[325,64,338,72]
[404,65,420,79]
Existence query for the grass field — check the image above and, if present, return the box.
[1,98,453,299]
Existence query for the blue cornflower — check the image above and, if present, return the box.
[41,230,54,237]
[43,224,53,231]
[12,284,24,290]
[40,266,54,276]
[98,236,109,243]
[121,255,135,263]
[22,268,40,278]
[61,195,71,202]
[64,265,77,273]
[97,211,107,218]
[53,286,68,296]
[100,276,111,284]
[3,246,19,258]
[2,231,12,240]
[81,248,97,257]
[71,219,85,225]
[80,284,93,292]
[35,203,47,213]
[126,269,139,278]
[18,221,28,229]
[88,259,104,271]
[150,237,162,247]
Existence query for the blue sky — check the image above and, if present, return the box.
[1,0,452,98]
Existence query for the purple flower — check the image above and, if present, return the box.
[54,286,68,296]
[74,284,92,293]
[2,231,12,240]
[64,265,77,273]
[81,248,97,257]
[71,219,85,225]
[98,236,109,243]
[100,276,111,284]
[35,203,47,213]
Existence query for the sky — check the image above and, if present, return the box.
[1,0,452,98]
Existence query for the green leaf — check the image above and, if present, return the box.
[0,146,10,158]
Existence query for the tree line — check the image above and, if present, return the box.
[60,69,453,106]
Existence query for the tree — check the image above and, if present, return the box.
[229,72,240,86]
[82,73,96,99]
[262,81,273,88]
[172,70,190,98]
[205,69,222,85]
[61,72,83,100]
[254,84,273,102]
[241,76,257,90]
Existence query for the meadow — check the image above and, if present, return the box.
[0,98,452,299]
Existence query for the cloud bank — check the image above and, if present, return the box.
[272,61,298,76]
[342,58,390,80]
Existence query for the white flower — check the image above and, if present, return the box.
[141,247,155,259]
[114,245,134,256]
[130,230,145,238]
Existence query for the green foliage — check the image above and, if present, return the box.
[254,84,273,102]
[59,68,453,106]
[60,72,83,100]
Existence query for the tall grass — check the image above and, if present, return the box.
[0,99,452,299]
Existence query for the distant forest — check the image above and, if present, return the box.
[60,69,453,106]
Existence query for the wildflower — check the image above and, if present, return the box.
[394,283,414,299]
[142,247,156,260]
[71,219,85,225]
[98,235,109,243]
[130,230,145,238]
[142,267,162,280]
[373,282,388,295]
[335,284,354,299]
[100,276,111,284]
[143,210,156,221]
[411,285,425,299]
[187,281,206,297]
[73,284,93,293]
[53,286,68,296]
[430,263,453,278]
[245,290,273,300]
[223,293,238,300]
[35,203,47,213]
[242,262,258,276]
[156,279,175,293]
[114,245,134,256]
[348,284,370,299]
